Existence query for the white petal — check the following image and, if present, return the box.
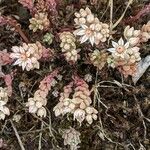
[19,47,25,53]
[22,61,27,70]
[107,48,115,53]
[76,29,85,36]
[12,46,20,53]
[112,41,118,48]
[80,35,89,43]
[89,36,95,46]
[124,42,129,49]
[118,38,124,45]
[13,59,22,66]
[10,53,21,59]
[73,29,80,36]
[81,24,88,29]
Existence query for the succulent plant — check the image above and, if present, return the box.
[74,7,110,45]
[60,32,78,63]
[10,42,43,71]
[141,21,150,42]
[90,49,108,70]
[43,32,54,45]
[29,13,50,32]
[0,87,10,120]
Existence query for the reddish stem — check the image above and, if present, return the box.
[0,16,29,43]
[8,17,29,43]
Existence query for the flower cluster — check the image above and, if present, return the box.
[35,0,47,13]
[43,32,54,45]
[124,26,141,47]
[84,74,92,82]
[29,13,50,32]
[53,81,73,116]
[12,114,21,123]
[62,127,81,150]
[108,38,141,77]
[0,50,12,66]
[10,42,43,71]
[45,0,57,13]
[141,21,150,42]
[90,49,108,70]
[53,77,98,125]
[60,32,78,63]
[35,0,57,14]
[26,90,47,117]
[0,87,10,120]
[26,70,58,117]
[3,74,13,97]
[124,21,150,44]
[73,7,110,46]
[18,0,34,13]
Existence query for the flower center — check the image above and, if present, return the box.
[21,53,28,61]
[85,28,93,36]
[116,46,125,53]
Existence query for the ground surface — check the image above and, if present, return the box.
[0,0,150,150]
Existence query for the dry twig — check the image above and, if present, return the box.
[10,120,25,150]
